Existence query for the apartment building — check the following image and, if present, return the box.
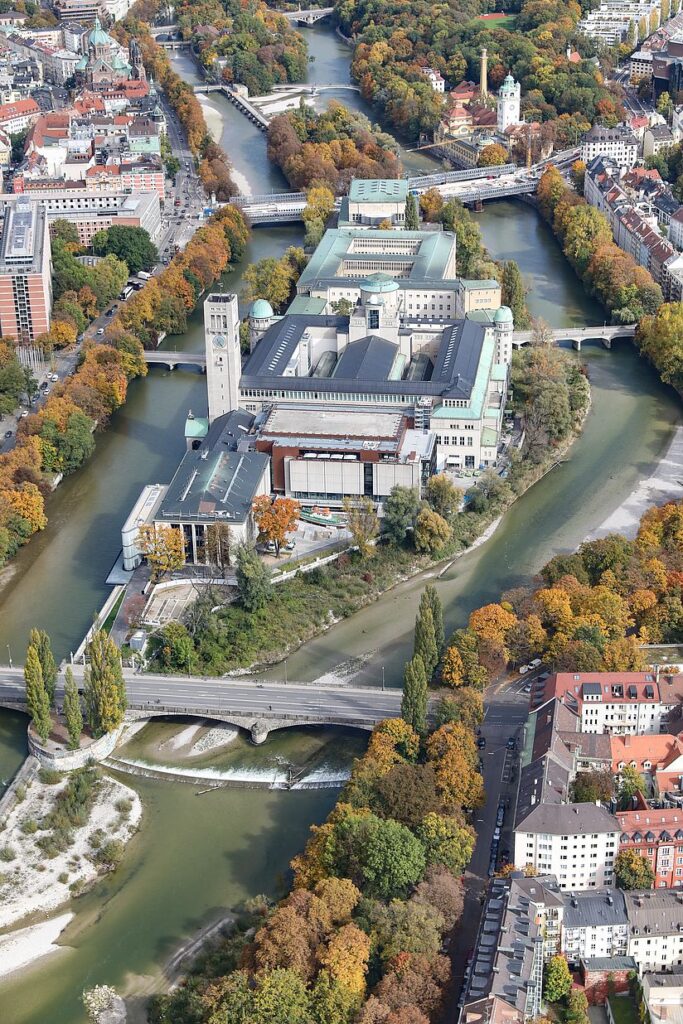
[625,890,683,972]
[0,196,51,342]
[563,890,629,964]
[0,96,40,133]
[539,671,682,735]
[513,803,620,890]
[617,807,683,889]
[581,126,639,167]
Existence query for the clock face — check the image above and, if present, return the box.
[212,334,227,349]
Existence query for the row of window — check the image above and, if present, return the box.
[436,435,474,447]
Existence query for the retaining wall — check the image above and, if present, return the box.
[28,724,124,771]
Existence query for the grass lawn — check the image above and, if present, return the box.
[476,13,517,25]
[609,997,638,1024]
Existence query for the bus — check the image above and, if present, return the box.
[119,285,134,300]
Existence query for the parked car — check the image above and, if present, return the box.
[519,664,530,675]
[506,736,516,750]
[496,806,505,827]
[50,373,59,382]
[97,328,105,336]
[19,410,28,418]
[4,429,12,438]
[530,658,542,668]
[493,826,501,841]
[476,736,486,749]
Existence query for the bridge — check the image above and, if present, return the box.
[0,668,406,746]
[513,324,637,351]
[143,350,207,370]
[251,83,361,103]
[193,84,269,130]
[278,6,334,24]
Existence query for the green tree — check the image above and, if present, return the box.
[543,954,572,1002]
[63,666,83,750]
[333,811,426,900]
[414,603,438,677]
[414,507,452,554]
[83,630,126,738]
[566,988,590,1024]
[619,764,646,807]
[404,192,419,230]
[425,473,460,521]
[501,261,530,330]
[243,256,296,311]
[154,622,195,672]
[252,968,313,1024]
[24,644,51,743]
[657,90,673,121]
[417,811,476,874]
[401,653,428,734]
[236,544,272,611]
[572,769,614,804]
[382,486,421,545]
[91,226,158,274]
[28,628,57,705]
[50,219,80,245]
[614,849,655,890]
[424,584,444,654]
[450,627,489,688]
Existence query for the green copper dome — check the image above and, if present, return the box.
[493,305,513,325]
[360,273,399,294]
[250,298,274,318]
[89,15,114,47]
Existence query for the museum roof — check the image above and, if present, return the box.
[348,178,407,203]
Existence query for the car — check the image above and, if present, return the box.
[106,308,114,316]
[42,388,50,396]
[476,736,486,749]
[522,682,532,693]
[496,807,505,827]
[97,328,105,336]
[50,373,59,382]
[285,539,296,551]
[519,664,530,675]
[4,429,12,438]
[488,860,497,878]
[40,381,49,390]
[19,410,28,418]
[493,826,501,841]
[530,658,542,668]
[506,736,516,749]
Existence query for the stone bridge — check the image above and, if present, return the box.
[279,6,334,23]
[513,324,637,351]
[143,350,207,371]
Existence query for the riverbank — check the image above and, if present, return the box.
[586,423,683,541]
[0,771,141,935]
[0,913,73,979]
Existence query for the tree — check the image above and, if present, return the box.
[414,604,438,678]
[50,219,80,246]
[401,654,428,734]
[657,90,673,121]
[614,849,655,890]
[374,763,441,827]
[414,507,452,554]
[243,256,296,310]
[572,769,614,804]
[619,764,646,807]
[343,497,379,558]
[252,495,300,556]
[24,644,51,742]
[425,584,444,654]
[333,811,426,900]
[235,543,272,611]
[383,486,420,545]
[206,521,233,573]
[136,523,184,582]
[543,955,572,1002]
[478,143,508,167]
[501,261,530,330]
[570,160,587,196]
[441,646,464,687]
[405,192,419,230]
[154,622,195,672]
[417,811,476,875]
[63,666,83,750]
[566,989,590,1024]
[427,723,485,810]
[92,226,158,274]
[83,630,126,738]
[28,628,57,705]
[425,473,460,521]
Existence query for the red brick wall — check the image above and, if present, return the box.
[580,967,632,1005]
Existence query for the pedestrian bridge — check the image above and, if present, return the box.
[513,324,637,350]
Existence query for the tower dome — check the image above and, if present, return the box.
[360,273,399,295]
[249,298,274,319]
[493,305,513,325]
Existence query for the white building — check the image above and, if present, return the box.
[421,66,445,92]
[630,49,654,83]
[513,803,620,890]
[204,292,241,425]
[497,74,521,133]
[581,125,639,167]
[625,891,683,972]
[562,890,629,964]
[644,125,675,159]
[549,672,673,735]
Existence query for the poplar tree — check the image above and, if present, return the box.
[404,192,419,231]
[84,630,127,738]
[501,261,530,330]
[63,666,83,750]
[401,654,428,734]
[24,644,52,743]
[29,628,57,705]
[424,584,444,655]
[414,604,438,678]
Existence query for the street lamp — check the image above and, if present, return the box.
[6,644,11,668]
[381,665,385,691]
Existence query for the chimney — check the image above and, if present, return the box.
[480,47,488,99]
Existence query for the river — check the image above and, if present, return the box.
[0,21,681,1024]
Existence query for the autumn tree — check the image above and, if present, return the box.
[414,507,452,554]
[28,628,57,705]
[343,497,379,558]
[63,665,83,750]
[425,473,460,521]
[614,849,655,890]
[24,643,52,742]
[252,495,300,556]
[417,812,475,875]
[427,723,485,810]
[441,646,464,688]
[449,628,489,689]
[136,523,184,582]
[478,143,508,167]
[83,630,126,738]
[543,955,572,1002]
[572,769,614,804]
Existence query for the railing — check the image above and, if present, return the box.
[129,703,382,726]
[407,164,517,188]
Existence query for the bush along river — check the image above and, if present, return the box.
[0,19,681,1024]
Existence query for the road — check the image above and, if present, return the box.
[0,668,406,724]
[449,675,531,1009]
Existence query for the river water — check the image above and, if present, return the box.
[0,22,681,1024]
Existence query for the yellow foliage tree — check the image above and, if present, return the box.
[441,645,464,688]
[136,524,185,582]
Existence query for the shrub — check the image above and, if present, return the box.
[21,818,38,834]
[58,871,69,883]
[95,839,125,869]
[0,844,15,861]
[15,784,26,802]
[39,767,62,785]
[114,798,132,815]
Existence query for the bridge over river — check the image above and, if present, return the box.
[0,667,407,745]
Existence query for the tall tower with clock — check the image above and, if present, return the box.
[203,292,241,423]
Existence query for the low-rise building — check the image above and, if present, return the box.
[630,49,654,83]
[341,178,409,229]
[644,971,683,1024]
[420,66,445,92]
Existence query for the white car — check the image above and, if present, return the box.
[50,373,59,382]
[519,665,530,675]
[97,328,105,336]
[530,658,542,668]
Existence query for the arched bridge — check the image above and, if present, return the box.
[0,668,407,746]
[279,6,334,23]
[513,324,637,351]
[143,350,207,371]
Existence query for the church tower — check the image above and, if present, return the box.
[497,74,521,133]
[129,37,147,82]
[204,293,241,423]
